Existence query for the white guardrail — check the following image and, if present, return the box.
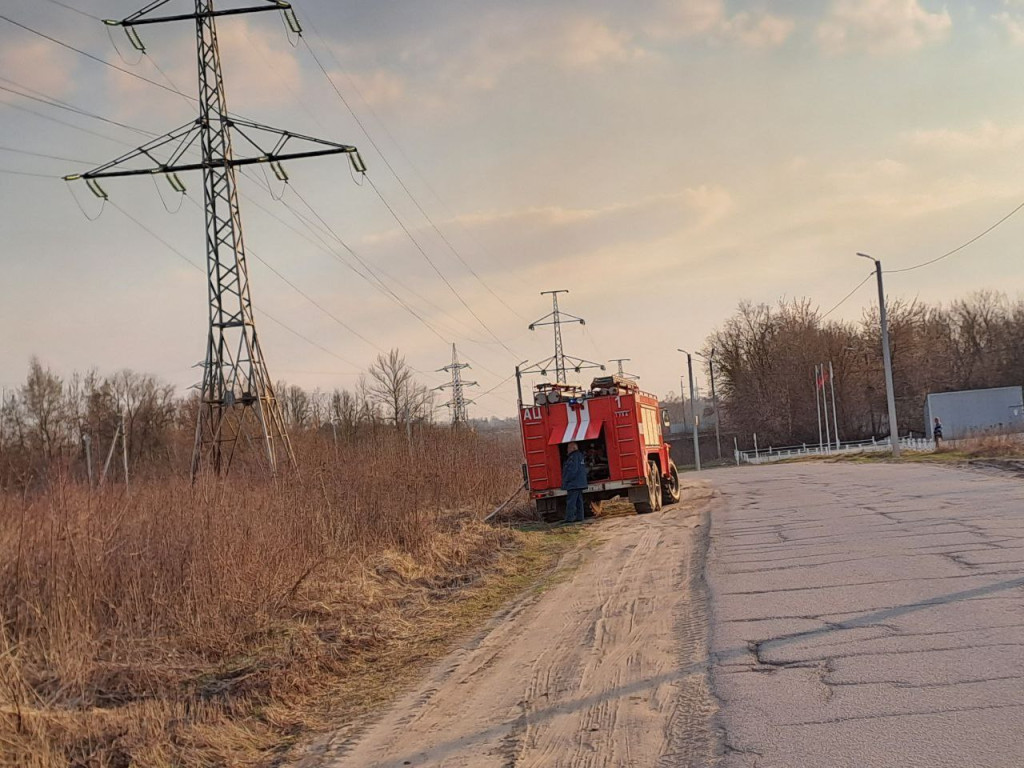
[736,436,936,465]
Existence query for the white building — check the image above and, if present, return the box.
[924,386,1024,439]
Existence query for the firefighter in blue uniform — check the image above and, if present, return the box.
[561,441,587,523]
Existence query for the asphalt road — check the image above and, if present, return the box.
[707,462,1024,768]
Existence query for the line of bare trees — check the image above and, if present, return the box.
[706,291,1024,448]
[0,349,437,487]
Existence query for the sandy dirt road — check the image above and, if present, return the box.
[301,481,720,768]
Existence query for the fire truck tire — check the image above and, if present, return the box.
[636,461,661,514]
[662,461,681,504]
[652,463,663,511]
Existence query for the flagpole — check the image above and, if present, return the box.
[821,362,832,452]
[815,364,823,451]
[829,360,840,450]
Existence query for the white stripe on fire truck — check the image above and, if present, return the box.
[562,402,578,443]
[575,401,591,442]
[562,401,591,443]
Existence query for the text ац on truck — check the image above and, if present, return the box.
[519,375,681,518]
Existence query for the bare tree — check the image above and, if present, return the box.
[367,349,425,427]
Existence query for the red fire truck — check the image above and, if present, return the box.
[519,376,681,517]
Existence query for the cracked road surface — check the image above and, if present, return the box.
[708,462,1024,768]
[302,482,718,768]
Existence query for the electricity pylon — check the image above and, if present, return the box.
[65,1,365,479]
[435,344,477,426]
[609,358,639,380]
[524,289,603,383]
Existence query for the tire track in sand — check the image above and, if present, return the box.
[298,482,719,768]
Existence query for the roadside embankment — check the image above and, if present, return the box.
[0,431,582,768]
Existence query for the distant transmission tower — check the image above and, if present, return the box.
[525,289,603,383]
[65,1,365,478]
[435,344,477,426]
[609,358,639,380]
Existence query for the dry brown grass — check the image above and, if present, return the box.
[0,429,573,767]
[938,433,1024,458]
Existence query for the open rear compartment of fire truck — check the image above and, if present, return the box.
[519,376,681,520]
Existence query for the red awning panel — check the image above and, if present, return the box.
[548,420,604,445]
[548,400,604,444]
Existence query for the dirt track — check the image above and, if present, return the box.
[300,481,719,768]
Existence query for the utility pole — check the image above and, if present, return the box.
[524,290,603,383]
[83,432,95,489]
[514,360,528,408]
[66,1,365,479]
[697,349,722,460]
[857,253,900,457]
[121,410,130,492]
[435,344,477,427]
[677,349,701,471]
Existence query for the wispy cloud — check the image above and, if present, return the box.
[642,0,795,49]
[907,119,1024,151]
[993,0,1024,44]
[0,39,77,98]
[817,0,951,56]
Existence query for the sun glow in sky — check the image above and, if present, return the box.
[3,0,1024,416]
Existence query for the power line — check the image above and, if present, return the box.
[0,76,390,365]
[0,145,95,164]
[0,168,55,178]
[298,27,525,323]
[8,13,497,391]
[0,14,193,101]
[0,80,454,373]
[178,188,384,354]
[1,100,132,145]
[283,181,454,346]
[887,197,1024,274]
[474,372,516,401]
[0,79,155,137]
[42,0,102,22]
[275,182,492,344]
[108,199,363,370]
[820,272,874,320]
[364,172,519,357]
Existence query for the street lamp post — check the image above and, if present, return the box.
[857,253,900,457]
[697,349,723,460]
[677,349,701,471]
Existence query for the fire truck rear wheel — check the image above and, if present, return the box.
[663,461,681,504]
[652,463,663,511]
[637,461,661,514]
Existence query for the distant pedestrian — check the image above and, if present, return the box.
[933,417,943,448]
[561,442,587,523]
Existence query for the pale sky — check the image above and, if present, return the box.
[3,0,1024,417]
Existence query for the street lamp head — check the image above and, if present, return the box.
[856,252,878,263]
[676,348,689,355]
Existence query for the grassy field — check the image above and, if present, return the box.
[0,430,583,767]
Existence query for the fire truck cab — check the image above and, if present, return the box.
[519,375,681,517]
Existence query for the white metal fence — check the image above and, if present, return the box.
[736,436,936,465]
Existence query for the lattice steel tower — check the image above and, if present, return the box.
[66,1,365,478]
[609,358,638,380]
[435,344,477,426]
[526,290,602,383]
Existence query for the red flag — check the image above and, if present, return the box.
[816,366,830,391]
